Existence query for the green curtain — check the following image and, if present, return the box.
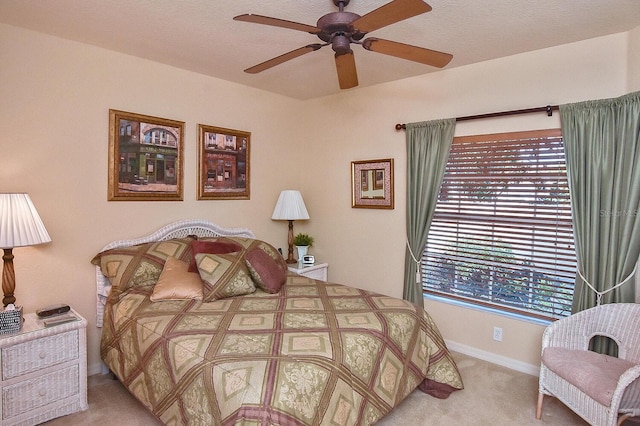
[404,119,456,307]
[560,91,640,312]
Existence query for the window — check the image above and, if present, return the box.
[422,129,576,320]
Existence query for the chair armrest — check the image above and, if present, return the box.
[613,364,640,411]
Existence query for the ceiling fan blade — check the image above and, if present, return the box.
[244,44,324,74]
[362,37,452,68]
[234,14,320,34]
[352,0,432,33]
[335,52,358,89]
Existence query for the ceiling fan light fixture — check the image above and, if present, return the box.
[331,35,351,55]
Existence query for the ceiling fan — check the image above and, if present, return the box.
[234,0,453,90]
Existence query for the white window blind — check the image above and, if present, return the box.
[422,129,576,319]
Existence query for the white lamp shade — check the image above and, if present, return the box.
[271,190,310,221]
[0,193,52,249]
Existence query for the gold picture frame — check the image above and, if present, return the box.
[351,158,394,209]
[108,109,184,201]
[197,124,250,200]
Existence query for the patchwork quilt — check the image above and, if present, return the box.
[101,273,463,425]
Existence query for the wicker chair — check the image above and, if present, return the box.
[536,303,640,425]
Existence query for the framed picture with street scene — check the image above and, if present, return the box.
[108,109,184,201]
[197,124,250,200]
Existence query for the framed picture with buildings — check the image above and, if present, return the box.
[351,158,394,209]
[197,124,250,200]
[108,109,184,201]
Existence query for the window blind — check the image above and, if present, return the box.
[422,129,576,319]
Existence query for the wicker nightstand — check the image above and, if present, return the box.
[0,310,88,425]
[288,262,329,281]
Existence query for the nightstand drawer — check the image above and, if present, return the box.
[1,330,79,380]
[2,364,79,419]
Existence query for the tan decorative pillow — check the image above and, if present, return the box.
[151,256,203,301]
[195,252,256,301]
[91,238,194,291]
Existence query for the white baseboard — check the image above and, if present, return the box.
[88,362,109,376]
[445,340,540,377]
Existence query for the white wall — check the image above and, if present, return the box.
[1,22,638,376]
[629,26,640,91]
[0,23,304,373]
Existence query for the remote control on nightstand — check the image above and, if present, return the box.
[36,304,70,318]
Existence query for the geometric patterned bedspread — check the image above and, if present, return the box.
[101,272,463,425]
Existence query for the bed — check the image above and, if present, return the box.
[92,219,463,425]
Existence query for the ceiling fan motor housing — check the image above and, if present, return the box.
[316,11,365,54]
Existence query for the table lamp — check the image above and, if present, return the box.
[0,193,52,306]
[271,190,309,264]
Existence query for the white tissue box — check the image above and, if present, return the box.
[0,306,23,334]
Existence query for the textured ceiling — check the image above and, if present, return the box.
[1,0,640,100]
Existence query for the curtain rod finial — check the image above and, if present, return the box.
[395,123,406,131]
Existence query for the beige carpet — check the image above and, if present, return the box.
[44,352,638,425]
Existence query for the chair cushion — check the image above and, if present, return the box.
[542,347,636,407]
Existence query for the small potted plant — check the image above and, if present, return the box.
[293,233,314,260]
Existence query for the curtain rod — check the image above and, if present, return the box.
[394,105,559,130]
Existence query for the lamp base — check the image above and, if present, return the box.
[285,220,297,264]
[2,248,16,307]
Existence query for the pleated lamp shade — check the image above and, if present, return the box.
[271,190,310,221]
[0,193,51,248]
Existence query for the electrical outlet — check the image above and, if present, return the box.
[493,326,503,342]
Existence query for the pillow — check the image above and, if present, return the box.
[245,245,287,293]
[224,237,287,270]
[195,252,256,301]
[150,256,203,301]
[187,238,244,272]
[91,238,195,292]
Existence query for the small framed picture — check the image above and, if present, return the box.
[108,109,184,201]
[197,124,250,200]
[351,158,394,209]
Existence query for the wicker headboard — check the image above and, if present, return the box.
[94,219,255,327]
